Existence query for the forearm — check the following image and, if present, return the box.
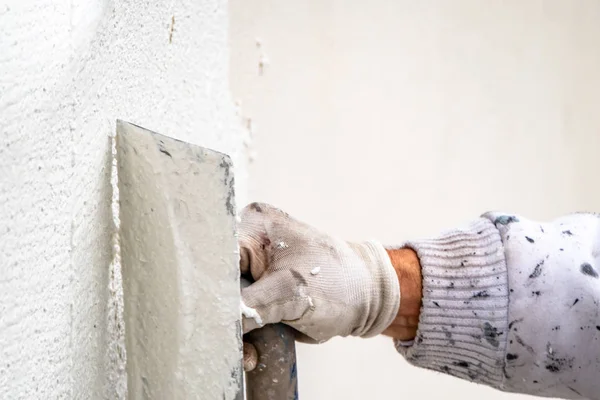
[385,212,600,400]
[389,218,508,389]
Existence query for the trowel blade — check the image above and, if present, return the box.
[116,120,243,400]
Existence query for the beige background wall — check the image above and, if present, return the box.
[230,1,600,399]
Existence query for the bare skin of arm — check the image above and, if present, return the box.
[382,248,422,342]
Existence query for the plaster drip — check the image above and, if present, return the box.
[241,301,263,327]
[106,131,127,398]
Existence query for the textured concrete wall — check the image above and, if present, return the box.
[1,1,246,399]
[230,1,600,399]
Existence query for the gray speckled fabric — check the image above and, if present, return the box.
[395,212,600,400]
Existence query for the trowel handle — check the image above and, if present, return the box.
[244,323,298,400]
[240,278,298,400]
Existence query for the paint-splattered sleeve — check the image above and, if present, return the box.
[394,212,600,400]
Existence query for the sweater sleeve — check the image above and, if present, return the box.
[394,212,600,400]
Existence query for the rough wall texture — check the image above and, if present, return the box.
[1,1,247,399]
[230,1,600,400]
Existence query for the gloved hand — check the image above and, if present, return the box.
[238,203,401,344]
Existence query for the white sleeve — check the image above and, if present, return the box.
[394,212,600,400]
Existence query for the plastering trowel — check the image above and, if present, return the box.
[116,120,297,400]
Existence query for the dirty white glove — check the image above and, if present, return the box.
[238,203,400,343]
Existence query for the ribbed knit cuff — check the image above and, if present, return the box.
[393,218,509,388]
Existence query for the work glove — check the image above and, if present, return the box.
[238,203,400,344]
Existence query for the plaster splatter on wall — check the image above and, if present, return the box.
[235,100,258,163]
[256,38,270,76]
[169,15,175,43]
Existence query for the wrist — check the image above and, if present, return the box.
[381,247,422,341]
[349,241,402,338]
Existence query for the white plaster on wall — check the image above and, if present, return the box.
[1,1,247,399]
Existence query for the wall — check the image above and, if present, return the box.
[230,1,600,399]
[0,1,247,399]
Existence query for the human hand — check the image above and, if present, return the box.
[238,203,401,344]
